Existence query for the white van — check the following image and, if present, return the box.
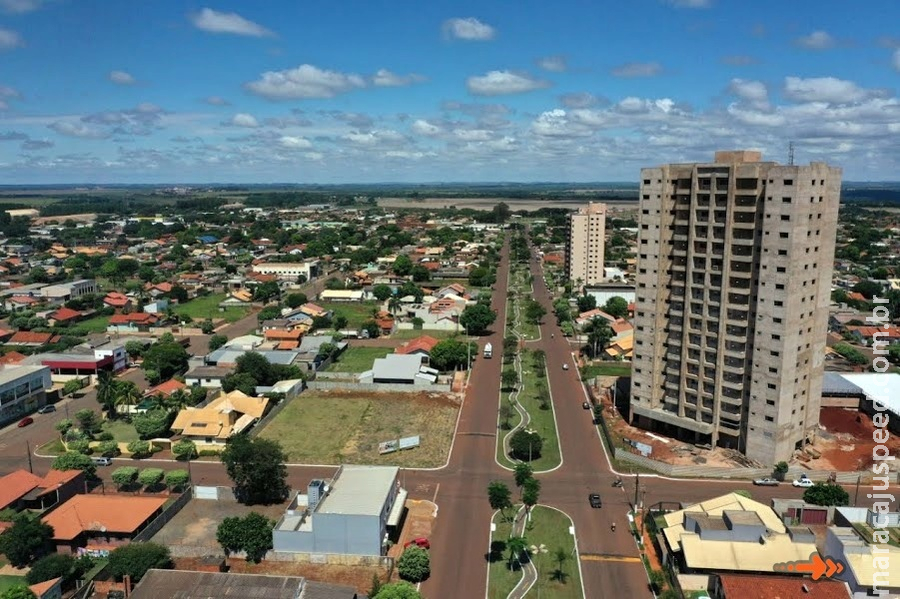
[91,457,112,466]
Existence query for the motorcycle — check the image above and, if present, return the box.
[612,479,623,488]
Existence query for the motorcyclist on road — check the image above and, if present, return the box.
[611,522,616,532]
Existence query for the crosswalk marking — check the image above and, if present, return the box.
[580,554,642,563]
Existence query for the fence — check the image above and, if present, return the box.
[248,395,295,438]
[133,487,193,542]
[307,380,452,393]
[167,543,394,568]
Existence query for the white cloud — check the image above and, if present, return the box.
[0,27,23,50]
[0,0,41,13]
[47,121,110,139]
[783,77,884,104]
[226,113,259,128]
[893,49,900,72]
[372,69,425,87]
[204,96,230,106]
[663,0,712,7]
[454,128,492,141]
[443,17,495,41]
[466,71,549,96]
[108,70,135,85]
[190,8,274,37]
[560,92,599,108]
[532,109,588,137]
[411,119,442,136]
[245,64,366,100]
[611,62,662,77]
[795,30,835,50]
[279,136,312,149]
[728,78,769,109]
[0,85,19,110]
[537,55,567,72]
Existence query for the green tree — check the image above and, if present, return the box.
[551,547,569,583]
[332,314,348,330]
[52,452,96,477]
[200,320,215,334]
[253,281,281,302]
[55,419,73,437]
[498,403,514,430]
[513,463,533,489]
[576,294,596,313]
[393,255,412,277]
[0,585,36,599]
[132,409,173,439]
[97,439,120,457]
[74,408,99,435]
[142,340,190,381]
[67,439,91,454]
[509,429,543,461]
[604,296,629,319]
[124,340,145,358]
[373,582,421,599]
[172,439,197,460]
[524,300,546,325]
[126,440,152,458]
[460,303,497,335]
[803,482,850,506]
[774,461,789,481]
[369,573,383,598]
[372,284,393,301]
[411,265,431,282]
[96,370,116,414]
[501,370,518,390]
[584,316,613,358]
[397,546,430,583]
[25,552,75,584]
[429,339,472,371]
[0,514,54,567]
[285,292,307,309]
[111,467,139,489]
[506,535,527,569]
[63,379,82,397]
[522,477,541,510]
[361,319,381,339]
[221,436,290,505]
[107,542,172,582]
[221,371,259,395]
[487,481,513,517]
[164,469,190,490]
[216,513,274,563]
[138,468,165,488]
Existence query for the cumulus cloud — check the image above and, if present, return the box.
[22,138,53,150]
[109,70,136,85]
[537,55,567,72]
[48,121,110,139]
[0,0,41,13]
[0,85,20,110]
[783,77,885,104]
[0,131,27,141]
[411,119,442,136]
[466,71,549,96]
[795,30,835,50]
[279,136,312,149]
[226,113,259,128]
[204,96,230,106]
[189,8,274,37]
[728,79,769,108]
[245,64,366,99]
[443,17,495,41]
[611,62,662,77]
[560,92,599,108]
[372,69,426,87]
[663,0,712,7]
[0,27,23,50]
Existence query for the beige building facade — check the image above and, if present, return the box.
[566,202,607,287]
[630,151,841,465]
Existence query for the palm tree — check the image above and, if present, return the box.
[96,370,116,415]
[162,389,190,412]
[552,547,569,582]
[387,296,401,317]
[585,316,613,358]
[506,535,528,570]
[112,380,142,415]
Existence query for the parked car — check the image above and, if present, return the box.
[753,477,780,486]
[37,405,56,414]
[17,417,33,428]
[404,537,430,550]
[91,457,112,466]
[589,493,602,508]
[582,402,591,410]
[563,363,569,371]
[793,476,814,488]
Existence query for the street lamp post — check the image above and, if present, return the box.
[529,543,548,599]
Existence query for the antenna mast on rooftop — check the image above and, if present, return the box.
[788,141,795,166]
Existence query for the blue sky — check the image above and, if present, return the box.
[1,0,899,183]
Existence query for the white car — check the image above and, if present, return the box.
[562,364,569,371]
[792,477,814,488]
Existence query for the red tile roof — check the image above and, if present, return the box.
[43,495,167,541]
[0,351,27,364]
[717,574,850,599]
[103,292,130,307]
[0,470,42,509]
[29,577,61,598]
[109,312,157,325]
[146,378,187,397]
[49,307,82,322]
[276,340,300,350]
[396,335,440,356]
[8,331,57,345]
[9,295,40,305]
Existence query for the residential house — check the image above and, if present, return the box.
[171,390,271,450]
[47,307,84,326]
[299,302,329,319]
[219,289,252,308]
[107,312,159,333]
[291,335,346,372]
[395,335,440,364]
[5,295,42,312]
[144,378,187,398]
[710,574,851,599]
[575,308,617,329]
[144,282,173,298]
[129,570,358,599]
[274,466,405,557]
[435,283,467,299]
[102,292,131,309]
[143,299,169,314]
[184,365,231,389]
[359,354,439,385]
[0,351,26,365]
[7,331,59,347]
[847,325,900,346]
[42,494,166,554]
[825,526,900,598]
[605,333,634,360]
[0,469,84,511]
[28,577,62,599]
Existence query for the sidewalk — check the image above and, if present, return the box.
[507,506,537,599]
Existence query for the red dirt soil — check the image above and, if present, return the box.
[814,407,900,471]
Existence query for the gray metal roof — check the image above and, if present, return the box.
[372,354,423,381]
[299,335,334,352]
[316,465,398,517]
[129,569,357,599]
[0,364,48,386]
[822,371,864,395]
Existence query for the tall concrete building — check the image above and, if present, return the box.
[566,202,607,287]
[630,151,841,465]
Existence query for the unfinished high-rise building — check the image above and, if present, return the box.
[566,202,607,287]
[630,151,841,465]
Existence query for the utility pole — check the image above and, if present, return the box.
[634,472,640,511]
[854,474,861,507]
[26,440,33,473]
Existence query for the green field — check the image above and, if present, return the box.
[174,293,249,323]
[581,362,632,379]
[488,506,582,599]
[102,418,140,443]
[63,313,111,335]
[259,390,459,467]
[391,329,459,340]
[0,576,27,593]
[326,347,391,372]
[497,349,561,471]
[319,301,380,328]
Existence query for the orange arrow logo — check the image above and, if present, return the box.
[774,552,844,580]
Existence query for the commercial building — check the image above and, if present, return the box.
[630,151,841,465]
[274,465,406,556]
[825,526,900,598]
[252,261,319,281]
[39,279,98,302]
[565,202,607,287]
[0,365,52,424]
[22,341,127,375]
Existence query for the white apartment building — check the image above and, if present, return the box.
[630,151,841,465]
[566,202,607,287]
[251,261,319,281]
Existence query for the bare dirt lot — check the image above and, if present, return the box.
[259,390,461,468]
[803,407,900,472]
[152,497,288,551]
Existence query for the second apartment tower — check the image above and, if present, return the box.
[566,202,607,287]
[630,151,840,465]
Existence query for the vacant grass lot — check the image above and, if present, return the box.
[391,329,459,340]
[259,390,460,468]
[102,418,140,443]
[319,301,379,328]
[581,362,632,379]
[174,293,249,323]
[0,576,27,593]
[64,313,111,335]
[325,347,391,372]
[488,506,582,599]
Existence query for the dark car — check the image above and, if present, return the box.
[589,493,602,508]
[17,417,33,428]
[37,405,56,414]
[753,477,780,486]
[582,402,591,410]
